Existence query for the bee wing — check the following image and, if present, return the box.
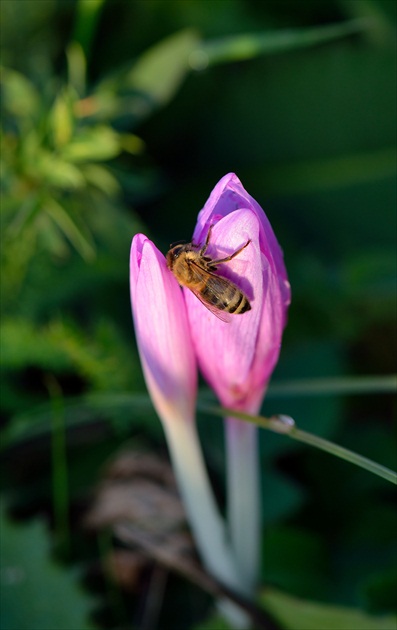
[189,287,232,322]
[188,261,232,323]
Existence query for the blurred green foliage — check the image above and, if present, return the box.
[0,502,95,630]
[0,0,396,628]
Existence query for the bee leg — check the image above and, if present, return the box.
[199,224,214,255]
[208,239,251,267]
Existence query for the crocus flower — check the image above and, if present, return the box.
[130,233,250,627]
[130,174,290,618]
[185,173,291,413]
[184,173,291,590]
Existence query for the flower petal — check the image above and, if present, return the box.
[185,209,264,407]
[194,172,291,314]
[187,174,290,411]
[130,234,197,425]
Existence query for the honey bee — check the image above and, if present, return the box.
[166,225,251,321]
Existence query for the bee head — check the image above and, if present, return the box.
[166,244,183,270]
[171,244,184,256]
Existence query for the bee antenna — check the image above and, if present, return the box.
[169,239,187,248]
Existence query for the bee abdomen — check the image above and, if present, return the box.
[226,289,251,314]
[204,284,251,314]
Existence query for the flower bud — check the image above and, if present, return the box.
[130,234,197,425]
[185,173,291,413]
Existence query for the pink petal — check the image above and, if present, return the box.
[185,209,264,408]
[187,174,291,412]
[194,172,291,313]
[130,234,197,425]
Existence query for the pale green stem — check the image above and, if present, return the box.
[225,418,260,594]
[198,405,397,485]
[162,416,250,629]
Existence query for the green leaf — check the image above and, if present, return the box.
[0,503,95,630]
[61,126,121,163]
[261,588,397,630]
[80,164,121,196]
[3,193,42,240]
[50,89,75,149]
[72,0,106,61]
[196,19,371,68]
[45,199,96,261]
[118,133,145,155]
[0,67,40,118]
[124,29,200,109]
[33,151,86,189]
[66,42,87,96]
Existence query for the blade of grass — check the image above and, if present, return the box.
[45,198,96,261]
[199,404,397,485]
[191,19,372,68]
[2,373,395,450]
[45,375,70,553]
[289,426,397,484]
[267,374,397,397]
[72,0,105,61]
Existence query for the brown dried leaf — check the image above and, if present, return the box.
[105,451,176,487]
[85,479,185,533]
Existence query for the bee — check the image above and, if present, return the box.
[166,225,251,321]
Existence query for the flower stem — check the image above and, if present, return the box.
[225,418,260,594]
[162,416,250,628]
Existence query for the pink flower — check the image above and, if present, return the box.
[130,234,197,426]
[185,172,291,414]
[129,174,290,602]
[130,232,248,614]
